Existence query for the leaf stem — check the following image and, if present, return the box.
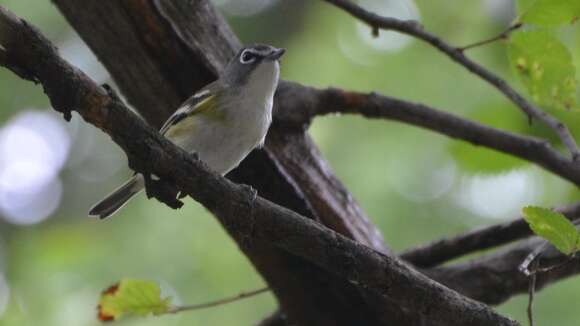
[458,23,522,52]
[168,287,270,314]
[527,259,538,326]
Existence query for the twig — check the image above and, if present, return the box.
[323,0,580,161]
[401,203,580,267]
[521,252,577,326]
[534,256,577,274]
[169,287,270,314]
[527,259,538,326]
[519,219,580,326]
[520,219,580,276]
[519,241,550,276]
[520,246,577,276]
[458,23,522,52]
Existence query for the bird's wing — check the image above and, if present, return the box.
[159,81,221,135]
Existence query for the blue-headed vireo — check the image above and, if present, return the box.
[89,44,285,218]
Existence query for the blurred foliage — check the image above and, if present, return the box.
[0,0,579,325]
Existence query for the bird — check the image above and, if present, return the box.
[89,44,285,219]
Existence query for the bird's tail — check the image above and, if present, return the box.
[89,175,144,219]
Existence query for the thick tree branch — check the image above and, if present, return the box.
[323,0,580,161]
[0,6,517,326]
[276,84,580,187]
[401,202,580,267]
[428,237,580,305]
[51,1,389,324]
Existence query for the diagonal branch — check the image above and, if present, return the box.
[401,203,580,267]
[275,84,580,187]
[0,6,517,326]
[322,0,580,161]
[427,237,580,305]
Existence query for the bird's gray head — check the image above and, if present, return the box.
[222,44,285,89]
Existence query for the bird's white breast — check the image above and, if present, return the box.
[173,60,279,175]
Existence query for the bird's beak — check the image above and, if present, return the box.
[267,48,286,61]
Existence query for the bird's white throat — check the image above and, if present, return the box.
[245,60,280,108]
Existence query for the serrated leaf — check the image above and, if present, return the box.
[522,206,579,255]
[98,279,172,322]
[508,30,578,111]
[519,0,580,27]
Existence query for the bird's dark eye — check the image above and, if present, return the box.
[240,50,257,64]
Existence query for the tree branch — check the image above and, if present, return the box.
[322,0,580,161]
[0,6,517,326]
[401,202,580,267]
[427,237,580,305]
[275,84,580,187]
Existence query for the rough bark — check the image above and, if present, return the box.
[51,1,389,325]
[427,238,580,305]
[402,203,580,267]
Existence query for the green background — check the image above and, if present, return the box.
[0,0,579,325]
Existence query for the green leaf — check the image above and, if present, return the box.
[519,0,580,27]
[522,206,579,255]
[98,279,172,322]
[507,30,578,110]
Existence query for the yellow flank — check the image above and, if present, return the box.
[194,95,225,121]
[164,115,197,140]
[164,94,225,141]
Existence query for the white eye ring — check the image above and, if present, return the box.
[240,49,257,64]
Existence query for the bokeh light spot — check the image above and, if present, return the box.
[0,178,63,225]
[457,169,539,220]
[0,111,70,225]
